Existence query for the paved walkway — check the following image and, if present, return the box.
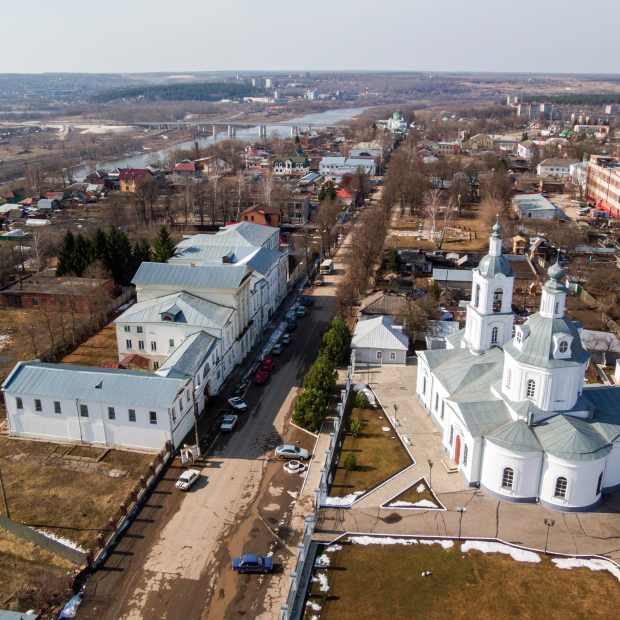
[317,363,620,563]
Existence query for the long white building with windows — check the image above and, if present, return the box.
[416,222,620,511]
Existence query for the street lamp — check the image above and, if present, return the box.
[427,459,434,489]
[393,403,398,427]
[456,506,467,540]
[544,518,555,554]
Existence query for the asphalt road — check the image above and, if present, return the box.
[77,276,341,619]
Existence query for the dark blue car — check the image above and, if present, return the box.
[232,553,274,574]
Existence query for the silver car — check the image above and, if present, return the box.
[275,444,310,460]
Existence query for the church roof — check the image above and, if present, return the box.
[478,253,513,278]
[486,419,542,452]
[533,414,611,461]
[583,386,620,443]
[503,313,589,369]
[449,399,512,436]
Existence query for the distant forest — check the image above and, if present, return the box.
[522,93,620,105]
[93,81,257,103]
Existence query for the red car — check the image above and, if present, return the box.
[254,369,270,385]
[260,356,274,372]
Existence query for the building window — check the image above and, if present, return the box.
[502,467,514,490]
[149,411,157,425]
[16,397,23,410]
[34,399,42,412]
[434,393,439,411]
[516,332,522,344]
[124,325,130,333]
[596,472,603,495]
[186,390,190,403]
[169,339,175,348]
[491,326,499,345]
[390,352,396,360]
[526,379,536,399]
[137,326,143,334]
[449,426,454,446]
[422,376,427,395]
[463,444,468,466]
[474,284,480,308]
[153,361,159,370]
[151,341,157,352]
[108,407,115,420]
[138,340,145,351]
[559,341,568,353]
[441,401,445,420]
[493,288,503,313]
[80,404,89,417]
[376,351,382,360]
[554,477,568,499]
[128,409,136,423]
[126,339,133,350]
[54,401,61,414]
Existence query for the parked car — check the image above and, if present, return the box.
[227,397,248,412]
[295,305,307,318]
[220,414,238,432]
[281,333,291,345]
[254,369,270,385]
[232,553,274,574]
[175,469,201,491]
[286,318,297,331]
[275,444,310,460]
[272,343,283,355]
[231,381,249,397]
[300,295,314,307]
[260,356,274,372]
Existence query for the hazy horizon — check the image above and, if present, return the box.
[6,0,620,74]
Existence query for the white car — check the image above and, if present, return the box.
[275,444,310,460]
[220,414,239,432]
[175,469,201,491]
[227,397,248,412]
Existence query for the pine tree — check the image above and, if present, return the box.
[56,231,76,276]
[152,226,176,263]
[104,228,133,285]
[93,228,108,261]
[72,234,94,277]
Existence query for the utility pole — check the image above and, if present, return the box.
[0,466,10,519]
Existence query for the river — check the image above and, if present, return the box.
[74,106,370,180]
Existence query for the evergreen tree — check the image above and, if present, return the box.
[152,226,176,263]
[56,231,76,276]
[303,355,337,393]
[320,316,352,366]
[104,228,133,285]
[132,239,152,267]
[94,228,108,261]
[72,234,94,277]
[292,387,330,432]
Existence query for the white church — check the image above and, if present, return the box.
[416,221,620,511]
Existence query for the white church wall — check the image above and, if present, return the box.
[540,454,606,509]
[480,440,542,499]
[603,442,620,489]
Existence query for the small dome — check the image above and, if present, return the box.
[545,261,566,292]
[547,261,564,281]
[479,254,513,278]
[491,220,502,238]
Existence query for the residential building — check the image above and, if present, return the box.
[537,158,578,179]
[119,168,153,193]
[432,141,462,156]
[240,205,282,227]
[416,224,620,511]
[586,155,620,217]
[513,193,559,220]
[569,161,588,191]
[319,156,377,179]
[272,156,310,176]
[2,362,194,452]
[351,315,409,366]
[573,125,610,140]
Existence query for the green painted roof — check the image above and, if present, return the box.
[449,399,512,437]
[486,419,542,452]
[478,254,513,278]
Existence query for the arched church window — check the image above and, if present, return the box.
[474,284,480,308]
[449,425,454,446]
[554,477,567,499]
[493,288,503,313]
[559,341,568,354]
[596,472,603,495]
[463,444,468,466]
[491,326,499,345]
[422,375,427,395]
[526,379,536,399]
[502,467,514,490]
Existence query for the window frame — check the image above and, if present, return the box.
[554,476,568,499]
[16,397,23,410]
[108,406,116,420]
[79,404,89,418]
[526,379,536,399]
[149,411,157,425]
[34,399,42,412]
[54,401,61,414]
[501,467,514,490]
[128,409,136,423]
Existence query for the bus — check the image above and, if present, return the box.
[319,259,334,275]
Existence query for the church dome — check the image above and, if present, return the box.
[544,260,566,292]
[478,253,513,278]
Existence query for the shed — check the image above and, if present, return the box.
[352,315,409,366]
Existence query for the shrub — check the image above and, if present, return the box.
[354,391,370,408]
[343,453,357,471]
[350,416,362,437]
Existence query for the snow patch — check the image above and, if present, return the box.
[461,540,541,563]
[325,544,342,553]
[312,572,330,592]
[306,601,322,612]
[287,490,298,499]
[388,499,438,509]
[323,491,364,507]
[34,528,86,553]
[552,557,620,582]
[416,483,426,493]
[58,593,82,618]
[315,554,330,567]
[0,334,12,351]
[349,536,453,549]
[382,426,391,432]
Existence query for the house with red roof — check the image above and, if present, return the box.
[119,168,153,193]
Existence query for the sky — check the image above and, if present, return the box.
[3,0,620,74]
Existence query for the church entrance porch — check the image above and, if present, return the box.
[454,435,462,464]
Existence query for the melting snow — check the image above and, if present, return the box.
[34,528,86,553]
[0,334,11,351]
[552,557,620,582]
[416,483,426,493]
[315,554,330,567]
[461,540,541,563]
[312,572,330,592]
[323,491,364,507]
[382,426,391,432]
[349,536,453,549]
[325,544,343,553]
[388,499,437,509]
[306,601,322,612]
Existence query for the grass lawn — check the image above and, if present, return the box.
[384,478,441,509]
[305,541,620,620]
[0,437,152,549]
[330,408,411,498]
